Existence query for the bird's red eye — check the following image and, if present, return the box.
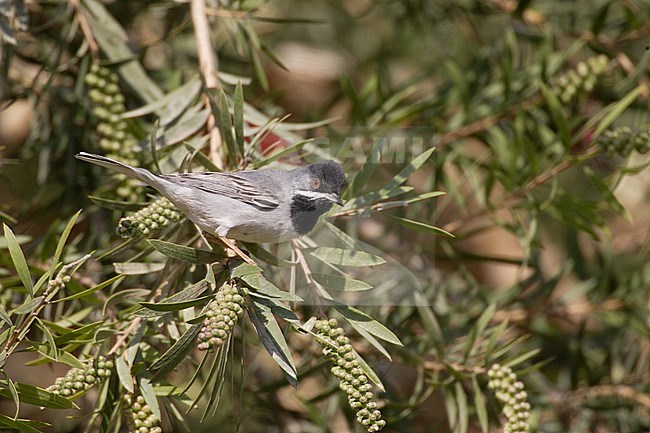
[311,178,321,190]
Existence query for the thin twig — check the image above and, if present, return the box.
[2,254,92,357]
[107,317,142,357]
[292,241,325,315]
[218,236,257,266]
[71,0,99,58]
[191,0,224,168]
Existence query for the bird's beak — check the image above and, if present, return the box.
[328,193,344,206]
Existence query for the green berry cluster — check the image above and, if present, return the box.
[117,197,182,240]
[487,364,531,433]
[552,55,609,103]
[84,63,141,201]
[595,126,650,157]
[123,392,162,433]
[197,283,246,351]
[47,356,113,398]
[313,319,386,432]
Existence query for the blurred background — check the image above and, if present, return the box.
[1,0,649,432]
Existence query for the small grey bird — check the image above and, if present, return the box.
[76,152,346,243]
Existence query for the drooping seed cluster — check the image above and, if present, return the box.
[123,392,162,433]
[595,126,650,157]
[487,364,531,433]
[47,356,113,397]
[117,197,182,239]
[84,63,140,201]
[197,283,246,351]
[551,55,609,103]
[313,319,386,432]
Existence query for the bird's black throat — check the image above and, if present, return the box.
[290,194,333,235]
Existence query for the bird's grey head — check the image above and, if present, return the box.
[290,161,346,235]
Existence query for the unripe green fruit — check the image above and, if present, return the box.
[314,319,385,431]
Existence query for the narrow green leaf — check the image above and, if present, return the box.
[239,273,303,302]
[0,234,30,249]
[55,275,124,303]
[139,295,213,313]
[2,371,19,419]
[404,191,446,204]
[347,186,415,209]
[83,0,163,104]
[122,76,201,121]
[348,322,391,360]
[150,119,162,174]
[354,353,385,391]
[455,381,469,433]
[385,147,435,190]
[307,247,385,267]
[386,215,455,237]
[148,239,225,264]
[585,168,630,221]
[3,224,33,296]
[158,78,202,126]
[251,139,311,169]
[540,83,570,147]
[242,242,293,266]
[234,82,245,155]
[472,376,489,433]
[11,296,43,315]
[219,89,238,159]
[156,105,210,147]
[206,88,238,161]
[26,341,84,368]
[311,273,372,292]
[53,321,104,346]
[332,303,402,346]
[259,41,289,71]
[139,377,161,420]
[136,280,210,318]
[485,318,509,360]
[247,299,298,387]
[150,323,202,379]
[98,380,117,433]
[0,414,49,433]
[0,306,12,326]
[593,87,642,137]
[462,303,496,362]
[591,3,611,35]
[36,318,58,362]
[0,381,78,410]
[88,195,146,211]
[113,262,166,275]
[249,294,301,327]
[52,210,82,271]
[344,132,384,199]
[503,348,541,368]
[116,353,134,393]
[0,210,17,225]
[245,31,269,91]
[230,263,263,278]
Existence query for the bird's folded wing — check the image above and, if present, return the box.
[162,172,281,210]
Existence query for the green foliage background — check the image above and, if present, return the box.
[1,1,649,432]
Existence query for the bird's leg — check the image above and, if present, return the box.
[196,225,257,266]
[218,236,257,266]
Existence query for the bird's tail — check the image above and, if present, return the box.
[75,152,159,186]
